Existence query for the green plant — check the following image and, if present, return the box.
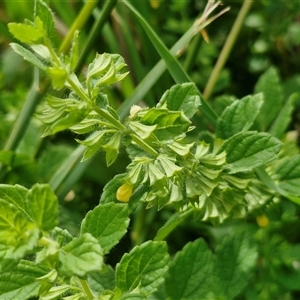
[1,1,300,299]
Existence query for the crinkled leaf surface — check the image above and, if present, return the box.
[275,154,300,197]
[219,131,282,173]
[81,202,129,254]
[35,0,55,37]
[27,184,58,231]
[164,238,213,300]
[157,83,201,118]
[254,67,283,130]
[58,233,103,278]
[216,94,263,139]
[0,260,49,300]
[116,241,169,294]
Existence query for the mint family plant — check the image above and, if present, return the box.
[1,1,300,299]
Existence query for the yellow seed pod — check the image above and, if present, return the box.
[116,183,133,203]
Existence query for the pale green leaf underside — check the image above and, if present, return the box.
[10,43,47,70]
[216,93,263,139]
[219,131,282,173]
[116,241,169,294]
[81,202,129,254]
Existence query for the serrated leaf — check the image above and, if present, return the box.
[212,230,257,299]
[8,18,45,44]
[165,238,213,300]
[10,43,46,70]
[219,131,282,173]
[157,83,201,118]
[35,0,55,37]
[269,93,296,139]
[99,174,126,204]
[116,241,169,295]
[216,93,263,139]
[58,233,103,278]
[27,184,58,231]
[275,154,300,197]
[0,260,49,300]
[50,227,73,247]
[81,203,129,254]
[254,67,283,130]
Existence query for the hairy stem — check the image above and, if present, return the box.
[203,0,253,99]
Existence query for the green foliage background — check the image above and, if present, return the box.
[1,0,300,299]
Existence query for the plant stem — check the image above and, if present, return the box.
[203,0,253,99]
[59,0,99,54]
[131,134,158,157]
[79,278,94,299]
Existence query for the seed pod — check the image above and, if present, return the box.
[116,182,133,202]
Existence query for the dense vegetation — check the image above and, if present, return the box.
[0,0,300,299]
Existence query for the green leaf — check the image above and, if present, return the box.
[269,93,297,139]
[81,203,129,254]
[8,17,45,44]
[99,174,126,204]
[116,241,169,294]
[254,67,283,130]
[164,238,213,300]
[58,233,103,278]
[87,264,116,294]
[216,94,263,139]
[141,108,191,140]
[0,260,49,300]
[275,154,300,197]
[35,0,55,37]
[0,200,39,271]
[122,0,217,125]
[69,30,80,72]
[154,208,193,241]
[219,131,282,173]
[212,230,257,299]
[157,83,201,118]
[10,43,47,70]
[27,184,58,231]
[46,66,68,90]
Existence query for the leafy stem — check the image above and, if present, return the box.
[79,278,94,299]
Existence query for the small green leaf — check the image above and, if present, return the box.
[81,203,129,254]
[27,184,58,231]
[219,131,282,173]
[10,43,47,70]
[69,30,80,72]
[141,108,191,140]
[216,93,263,139]
[269,93,297,139]
[128,122,157,139]
[35,0,55,37]
[103,132,122,166]
[0,260,49,300]
[99,174,126,204]
[157,83,201,118]
[165,238,213,300]
[116,241,169,294]
[8,17,45,44]
[254,67,283,130]
[58,233,103,278]
[275,154,300,197]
